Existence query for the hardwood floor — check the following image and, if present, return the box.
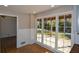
[70,44,79,53]
[0,36,16,53]
[7,43,52,53]
[6,43,79,53]
[0,36,52,53]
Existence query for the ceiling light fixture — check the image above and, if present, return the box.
[33,11,36,14]
[51,5,55,7]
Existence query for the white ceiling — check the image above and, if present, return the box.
[0,5,59,14]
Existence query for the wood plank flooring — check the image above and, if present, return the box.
[0,36,52,53]
[6,43,52,53]
[70,44,79,53]
[0,36,16,53]
[1,36,79,53]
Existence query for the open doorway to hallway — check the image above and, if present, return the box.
[0,15,17,52]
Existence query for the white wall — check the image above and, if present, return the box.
[30,14,37,44]
[0,16,16,38]
[17,14,36,48]
[73,6,79,44]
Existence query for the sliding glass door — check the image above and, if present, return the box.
[58,15,65,52]
[36,14,72,53]
[43,17,56,48]
[58,14,71,52]
[50,17,56,48]
[37,19,42,42]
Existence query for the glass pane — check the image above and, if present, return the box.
[37,19,42,42]
[59,16,64,32]
[58,16,65,50]
[51,17,56,48]
[65,18,71,33]
[43,18,51,46]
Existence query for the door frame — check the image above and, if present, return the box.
[0,13,18,48]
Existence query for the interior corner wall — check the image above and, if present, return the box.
[30,14,37,43]
[17,14,37,48]
[17,14,30,48]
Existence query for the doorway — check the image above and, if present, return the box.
[0,15,17,52]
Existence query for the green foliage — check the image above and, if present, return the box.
[44,22,51,30]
